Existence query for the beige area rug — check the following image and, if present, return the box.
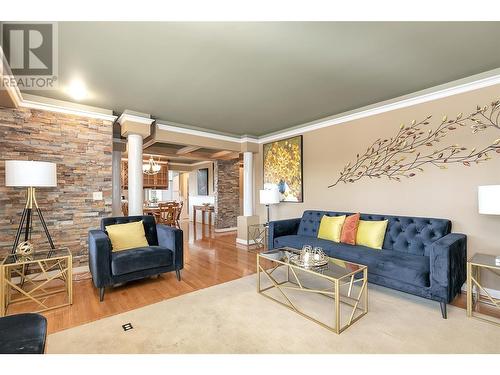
[47,270,500,354]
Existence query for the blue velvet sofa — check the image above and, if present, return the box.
[268,210,467,318]
[88,215,183,301]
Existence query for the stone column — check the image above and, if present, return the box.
[243,151,253,217]
[111,149,122,216]
[127,134,144,215]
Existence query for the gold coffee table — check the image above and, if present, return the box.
[0,248,73,317]
[257,247,368,334]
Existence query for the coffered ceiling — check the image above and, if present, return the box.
[22,22,500,137]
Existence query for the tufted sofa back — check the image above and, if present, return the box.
[297,210,451,256]
[101,215,159,246]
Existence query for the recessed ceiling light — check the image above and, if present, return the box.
[67,79,87,101]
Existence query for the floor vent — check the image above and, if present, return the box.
[122,323,133,331]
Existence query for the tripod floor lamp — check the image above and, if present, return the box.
[5,160,57,254]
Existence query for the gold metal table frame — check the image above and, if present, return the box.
[0,248,73,317]
[257,249,368,334]
[248,223,268,249]
[466,253,500,326]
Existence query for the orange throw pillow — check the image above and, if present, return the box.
[340,213,360,245]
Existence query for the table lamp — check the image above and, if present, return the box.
[260,189,280,226]
[478,185,500,265]
[5,160,57,254]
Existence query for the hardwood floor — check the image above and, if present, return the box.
[7,221,498,335]
[40,221,261,334]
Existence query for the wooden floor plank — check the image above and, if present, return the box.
[38,221,261,334]
[6,220,496,334]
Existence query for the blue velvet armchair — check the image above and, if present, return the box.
[88,215,183,301]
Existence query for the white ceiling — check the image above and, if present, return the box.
[22,22,500,136]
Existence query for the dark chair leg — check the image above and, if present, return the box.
[99,287,105,302]
[175,269,181,281]
[440,302,447,319]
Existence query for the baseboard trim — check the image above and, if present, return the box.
[461,283,500,299]
[236,238,257,245]
[214,227,237,233]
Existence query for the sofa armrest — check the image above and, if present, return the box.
[268,218,301,250]
[430,233,467,302]
[156,224,184,270]
[88,229,113,288]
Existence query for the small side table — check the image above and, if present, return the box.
[248,223,268,249]
[193,205,214,229]
[466,253,500,326]
[0,248,73,317]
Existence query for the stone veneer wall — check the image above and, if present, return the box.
[214,159,240,229]
[0,106,113,268]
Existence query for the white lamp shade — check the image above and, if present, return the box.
[5,160,57,187]
[478,185,500,215]
[260,189,280,205]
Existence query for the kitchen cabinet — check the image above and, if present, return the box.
[121,160,168,189]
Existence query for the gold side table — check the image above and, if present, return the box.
[466,253,500,326]
[0,248,73,317]
[248,223,268,249]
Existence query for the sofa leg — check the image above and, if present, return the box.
[175,269,181,281]
[99,287,105,302]
[440,302,447,319]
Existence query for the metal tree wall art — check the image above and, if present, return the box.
[328,99,500,188]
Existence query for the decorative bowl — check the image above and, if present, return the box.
[288,246,328,268]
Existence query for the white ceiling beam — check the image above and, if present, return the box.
[210,150,233,158]
[176,145,202,155]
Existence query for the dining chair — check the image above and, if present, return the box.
[159,202,177,226]
[175,201,184,228]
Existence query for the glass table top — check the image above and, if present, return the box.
[469,253,500,269]
[259,247,366,280]
[1,248,71,265]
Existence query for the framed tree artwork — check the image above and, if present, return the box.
[263,135,303,202]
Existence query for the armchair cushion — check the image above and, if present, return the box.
[111,246,173,276]
[275,234,431,287]
[105,220,149,252]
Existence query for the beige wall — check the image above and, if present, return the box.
[256,84,500,289]
[188,162,215,196]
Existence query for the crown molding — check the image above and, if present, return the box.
[157,122,253,144]
[20,93,117,122]
[21,98,117,121]
[0,47,23,108]
[117,111,154,126]
[258,68,500,143]
[157,68,500,144]
[9,67,500,142]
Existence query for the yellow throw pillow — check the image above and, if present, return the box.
[105,220,149,252]
[317,215,346,242]
[356,220,388,250]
